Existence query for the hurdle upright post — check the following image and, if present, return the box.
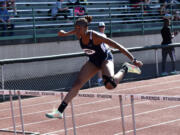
[17,91,25,135]
[130,95,136,135]
[70,100,77,135]
[118,95,126,135]
[9,90,17,135]
[61,93,68,135]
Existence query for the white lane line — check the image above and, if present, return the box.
[0,99,58,112]
[0,99,110,120]
[67,101,148,118]
[108,79,180,94]
[0,100,148,130]
[43,104,180,134]
[114,118,180,135]
[141,86,180,95]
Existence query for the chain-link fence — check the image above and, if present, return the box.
[0,43,180,102]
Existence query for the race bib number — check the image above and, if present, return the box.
[83,49,96,55]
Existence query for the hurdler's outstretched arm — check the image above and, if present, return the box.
[93,31,143,67]
[58,29,76,37]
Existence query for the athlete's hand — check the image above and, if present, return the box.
[58,30,66,37]
[133,60,143,67]
[58,29,76,37]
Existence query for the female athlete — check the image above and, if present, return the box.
[46,16,143,118]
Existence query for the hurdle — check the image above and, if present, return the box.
[1,89,180,135]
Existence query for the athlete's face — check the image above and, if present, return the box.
[75,25,87,38]
[98,26,105,33]
[164,19,170,27]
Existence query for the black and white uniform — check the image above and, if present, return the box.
[80,30,113,68]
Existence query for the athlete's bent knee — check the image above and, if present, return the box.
[102,75,117,90]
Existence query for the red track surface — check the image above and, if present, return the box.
[0,74,180,135]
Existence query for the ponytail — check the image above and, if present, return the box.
[84,16,92,23]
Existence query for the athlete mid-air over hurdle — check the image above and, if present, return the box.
[46,16,143,119]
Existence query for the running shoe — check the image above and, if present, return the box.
[170,70,177,75]
[161,72,168,76]
[45,110,63,119]
[122,62,141,74]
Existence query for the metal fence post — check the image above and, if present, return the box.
[141,3,144,35]
[109,6,112,37]
[1,65,5,101]
[86,57,92,88]
[73,6,76,40]
[32,8,37,43]
[155,49,159,76]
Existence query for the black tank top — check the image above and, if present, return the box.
[79,30,112,68]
